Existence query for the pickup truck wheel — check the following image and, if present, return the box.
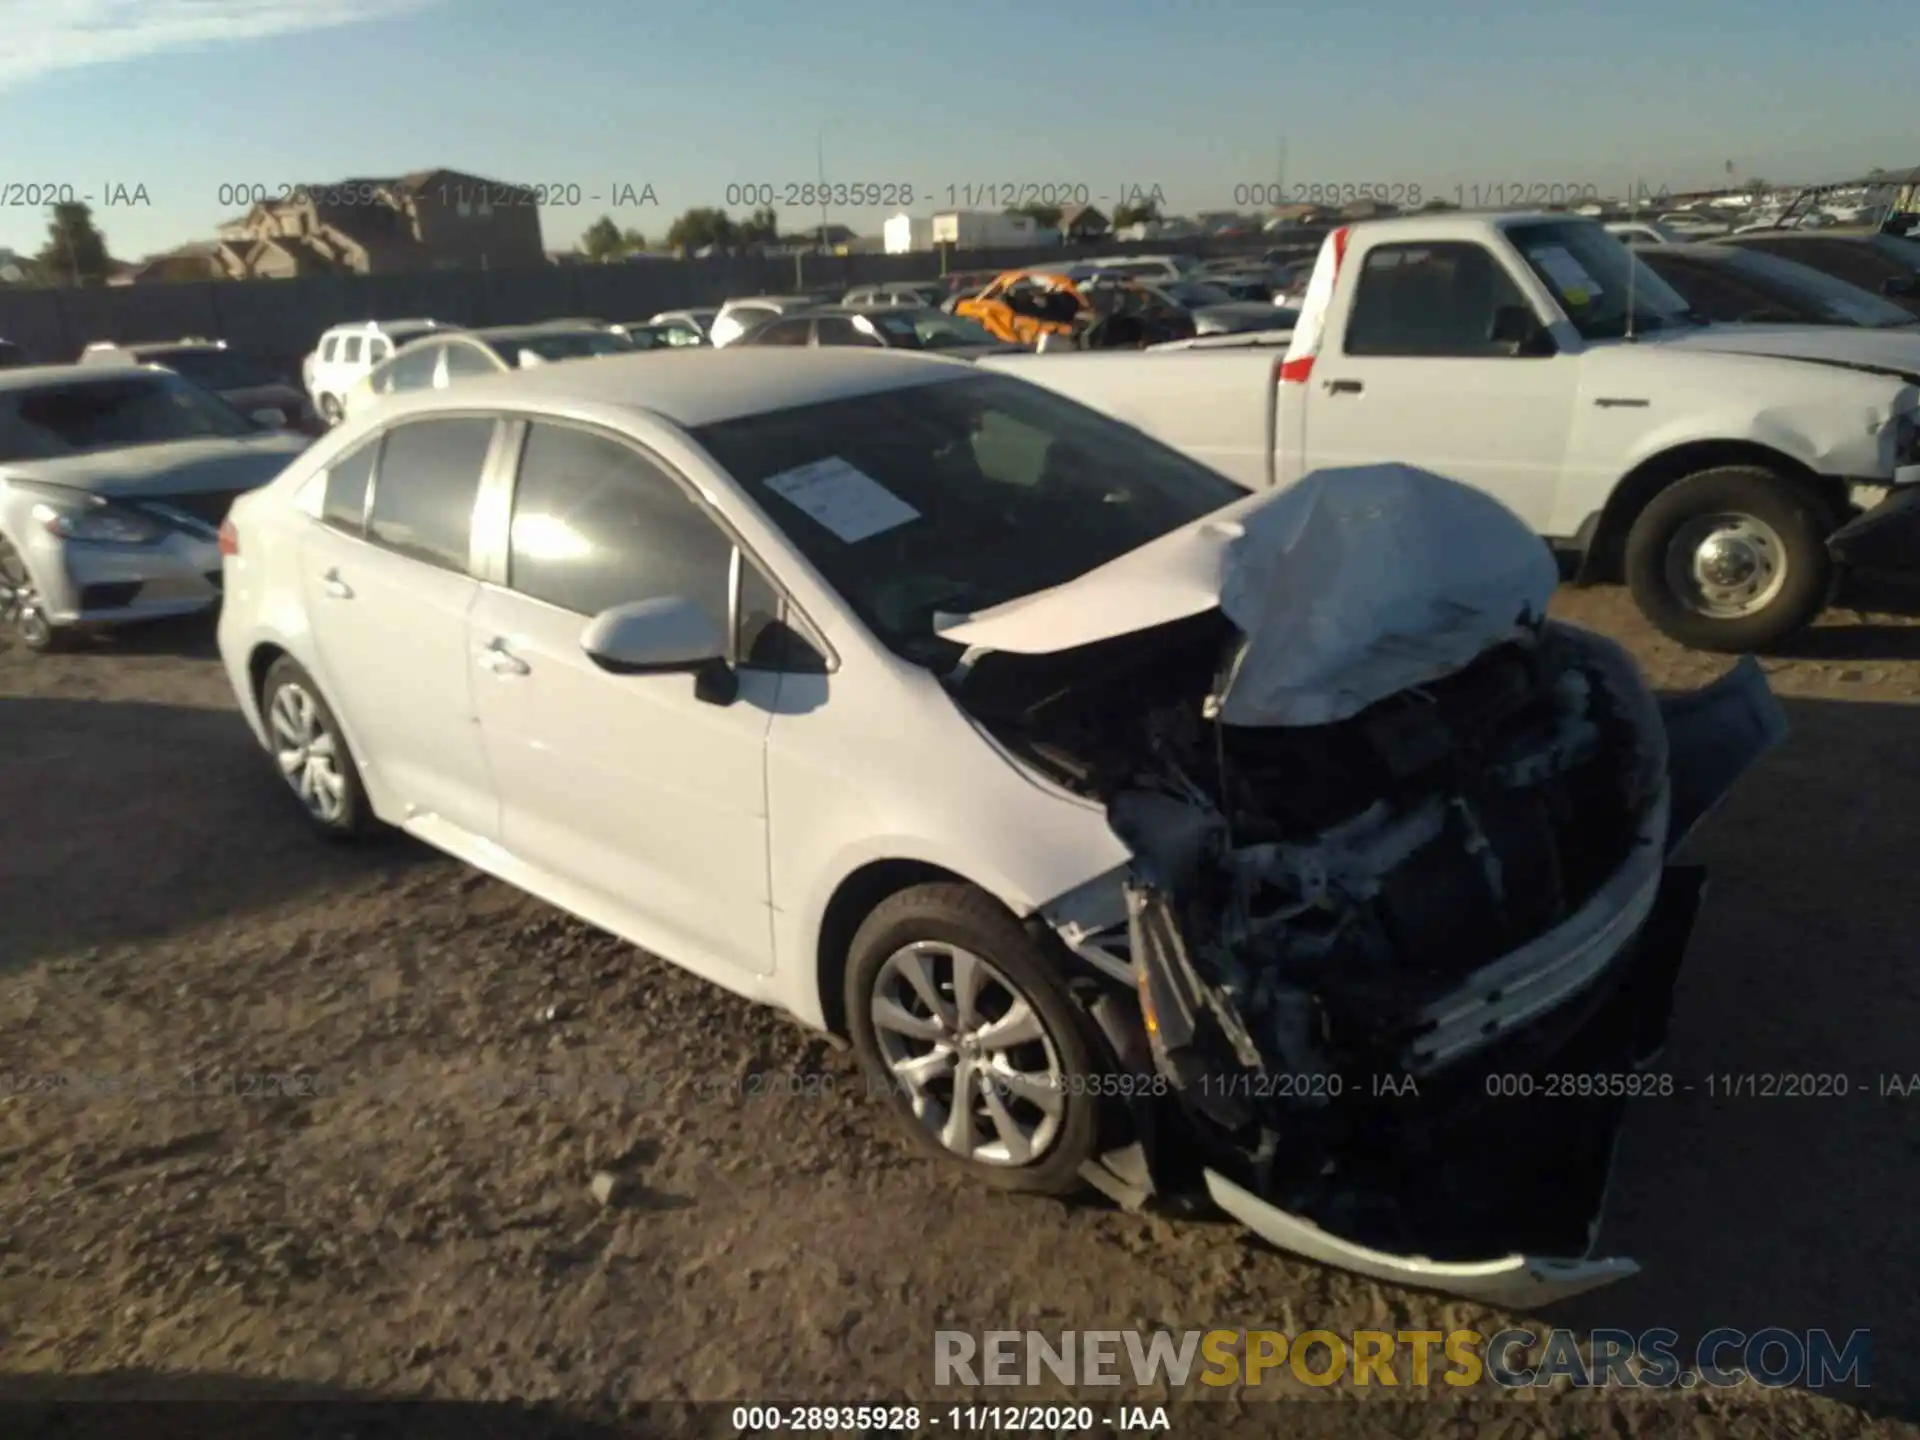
[846,883,1105,1196]
[1624,466,1833,653]
[317,394,343,427]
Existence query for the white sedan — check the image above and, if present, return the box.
[215,350,1780,1306]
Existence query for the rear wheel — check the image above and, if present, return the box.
[0,533,72,653]
[259,657,376,839]
[1624,465,1834,653]
[846,883,1107,1195]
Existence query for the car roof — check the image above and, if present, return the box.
[465,322,614,342]
[351,348,973,429]
[328,317,446,333]
[0,364,177,393]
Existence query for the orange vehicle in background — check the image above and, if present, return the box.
[956,268,1195,347]
[955,270,1092,345]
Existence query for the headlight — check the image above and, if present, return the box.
[31,498,168,545]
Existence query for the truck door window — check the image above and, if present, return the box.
[1345,243,1533,357]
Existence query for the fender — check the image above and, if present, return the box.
[781,824,1130,1033]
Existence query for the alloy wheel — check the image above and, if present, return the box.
[268,681,348,824]
[869,942,1067,1167]
[0,535,53,649]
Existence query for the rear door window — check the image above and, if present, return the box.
[321,437,378,535]
[366,416,496,573]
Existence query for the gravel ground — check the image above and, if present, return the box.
[2,584,1917,1440]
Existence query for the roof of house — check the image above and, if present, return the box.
[1059,204,1109,229]
[346,348,974,429]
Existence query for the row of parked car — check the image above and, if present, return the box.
[8,213,1919,660]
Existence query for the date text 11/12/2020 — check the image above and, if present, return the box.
[1231,181,1679,208]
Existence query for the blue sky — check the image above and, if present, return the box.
[2,0,1915,260]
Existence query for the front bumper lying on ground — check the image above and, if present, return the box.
[1130,658,1786,1308]
[1829,481,1920,572]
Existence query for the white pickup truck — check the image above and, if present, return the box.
[982,212,1920,651]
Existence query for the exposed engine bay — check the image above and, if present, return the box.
[961,608,1654,1071]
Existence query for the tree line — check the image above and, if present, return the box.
[8,202,120,286]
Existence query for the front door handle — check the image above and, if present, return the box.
[1324,378,1364,395]
[321,568,353,599]
[482,637,530,676]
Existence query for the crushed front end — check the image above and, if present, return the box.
[945,466,1786,1305]
[1105,632,1781,1306]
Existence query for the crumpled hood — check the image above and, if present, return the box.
[935,463,1561,726]
[1636,321,1920,380]
[0,433,309,498]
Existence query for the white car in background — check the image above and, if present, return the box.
[343,322,635,421]
[1604,220,1690,247]
[709,296,830,348]
[639,309,721,344]
[0,365,309,651]
[216,349,1778,1308]
[303,318,456,428]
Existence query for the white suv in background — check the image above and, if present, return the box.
[303,319,456,427]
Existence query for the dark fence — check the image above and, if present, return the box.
[0,234,1300,375]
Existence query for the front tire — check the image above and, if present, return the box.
[259,657,376,840]
[0,533,74,653]
[1624,465,1834,653]
[317,393,343,427]
[846,883,1108,1195]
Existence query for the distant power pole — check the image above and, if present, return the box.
[1277,135,1288,209]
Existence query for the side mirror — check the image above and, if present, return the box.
[249,407,288,428]
[1490,304,1553,355]
[580,596,738,704]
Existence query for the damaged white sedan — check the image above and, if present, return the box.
[215,352,1783,1309]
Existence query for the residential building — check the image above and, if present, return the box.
[213,169,544,279]
[110,243,222,286]
[1058,204,1110,242]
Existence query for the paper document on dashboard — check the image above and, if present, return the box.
[763,457,921,542]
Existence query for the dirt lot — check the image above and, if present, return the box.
[2,585,1918,1440]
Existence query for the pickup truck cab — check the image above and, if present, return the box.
[983,212,1920,651]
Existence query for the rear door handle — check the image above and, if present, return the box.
[1324,378,1363,395]
[482,637,531,677]
[321,569,352,599]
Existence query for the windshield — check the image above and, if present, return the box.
[1712,249,1913,327]
[690,373,1245,661]
[142,348,284,389]
[902,310,998,348]
[0,373,259,461]
[503,330,636,364]
[1161,282,1234,306]
[1867,234,1920,268]
[1505,220,1699,337]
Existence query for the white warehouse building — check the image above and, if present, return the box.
[883,210,1059,254]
